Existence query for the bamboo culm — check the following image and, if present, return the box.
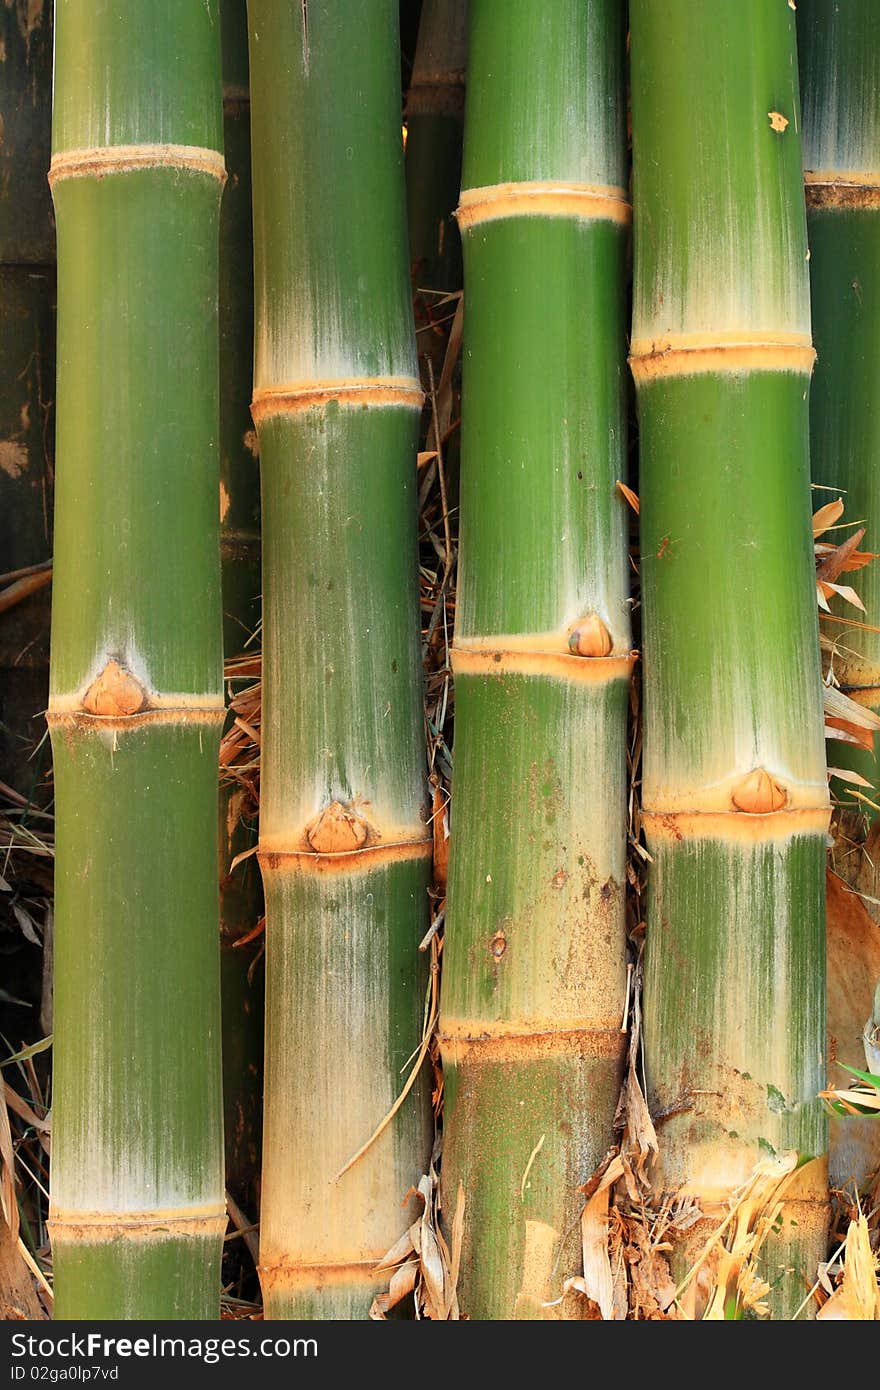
[47,0,226,1319]
[630,0,829,1318]
[247,0,432,1319]
[439,0,632,1319]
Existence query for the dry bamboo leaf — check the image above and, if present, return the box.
[824,683,880,730]
[828,767,874,789]
[417,451,438,470]
[374,1226,416,1274]
[825,716,876,751]
[678,1150,800,1320]
[373,1163,461,1320]
[229,844,259,871]
[580,1154,626,1318]
[416,1188,448,1318]
[520,1133,546,1200]
[11,905,40,947]
[624,1218,681,1318]
[370,1259,419,1320]
[819,580,866,612]
[430,781,449,892]
[768,111,789,133]
[436,295,463,441]
[813,497,845,537]
[3,1085,49,1137]
[816,526,870,581]
[446,1182,465,1319]
[615,964,658,1194]
[822,1086,880,1115]
[0,1091,17,1244]
[616,480,640,514]
[608,1217,629,1320]
[837,550,877,573]
[817,1214,880,1319]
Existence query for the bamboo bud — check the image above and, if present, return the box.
[81,660,148,717]
[305,802,371,853]
[568,614,613,658]
[730,768,789,815]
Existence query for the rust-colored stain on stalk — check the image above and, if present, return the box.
[439,1021,626,1067]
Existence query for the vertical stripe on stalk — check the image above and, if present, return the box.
[247,0,432,1319]
[439,0,631,1320]
[48,0,226,1319]
[631,0,829,1318]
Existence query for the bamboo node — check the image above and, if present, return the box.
[730,769,789,815]
[305,801,372,854]
[567,614,613,658]
[48,143,226,185]
[81,660,148,717]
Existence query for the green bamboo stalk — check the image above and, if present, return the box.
[439,0,631,1319]
[798,0,880,1202]
[798,4,880,802]
[48,1,226,1318]
[630,0,829,1317]
[217,0,263,1226]
[405,0,468,292]
[247,0,432,1319]
[0,0,55,797]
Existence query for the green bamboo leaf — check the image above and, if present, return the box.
[0,1036,52,1069]
[835,1060,880,1089]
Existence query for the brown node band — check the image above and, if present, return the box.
[451,645,635,684]
[457,180,631,229]
[439,1020,626,1066]
[49,143,226,185]
[642,806,831,844]
[630,337,815,381]
[251,379,423,422]
[259,837,432,877]
[258,1260,385,1291]
[805,170,880,210]
[48,1205,228,1243]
